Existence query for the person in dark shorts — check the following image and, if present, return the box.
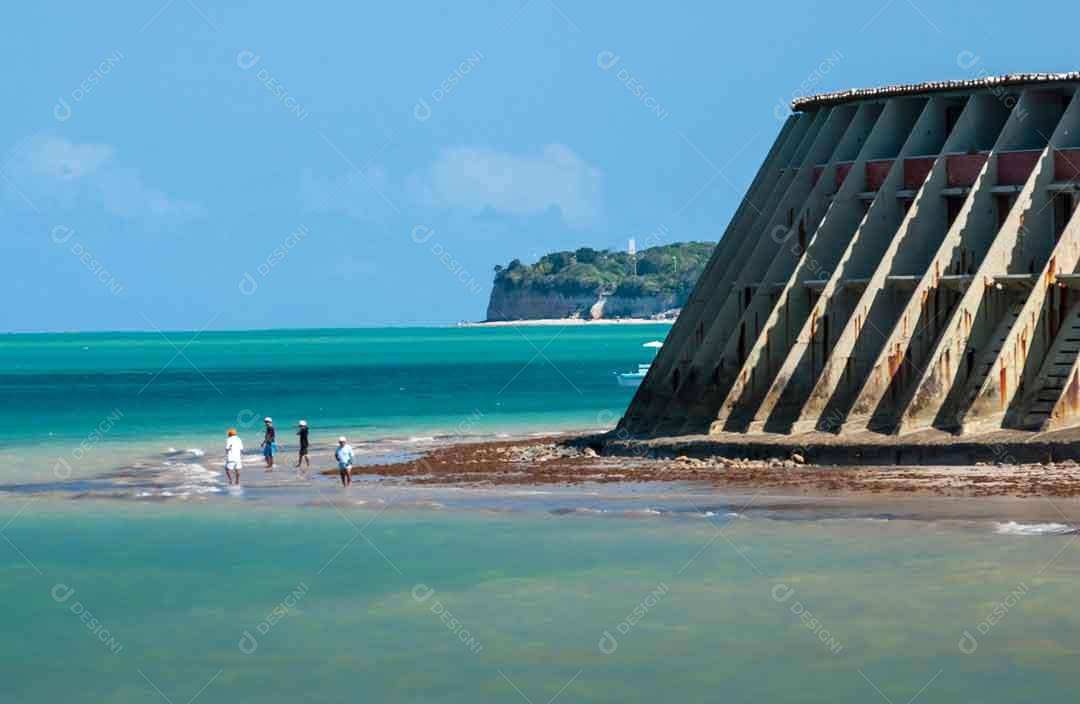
[261,417,277,469]
[296,420,310,469]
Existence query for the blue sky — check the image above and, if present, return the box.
[2,0,1076,331]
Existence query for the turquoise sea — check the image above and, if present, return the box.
[0,326,665,493]
[3,325,1080,702]
[0,325,667,446]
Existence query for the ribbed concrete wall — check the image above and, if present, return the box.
[621,77,1080,437]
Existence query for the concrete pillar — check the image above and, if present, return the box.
[825,93,1030,434]
[739,98,949,434]
[797,93,1017,434]
[957,91,1080,433]
[895,89,1063,433]
[646,106,860,434]
[621,113,809,433]
[619,78,1080,439]
[685,102,885,434]
[628,108,835,433]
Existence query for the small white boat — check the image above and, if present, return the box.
[616,363,651,387]
[615,341,663,387]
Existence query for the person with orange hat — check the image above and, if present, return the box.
[224,428,244,485]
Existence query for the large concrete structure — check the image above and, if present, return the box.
[622,74,1080,437]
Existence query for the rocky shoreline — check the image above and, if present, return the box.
[324,433,1080,499]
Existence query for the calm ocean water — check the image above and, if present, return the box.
[3,325,1079,701]
[0,325,667,444]
[0,325,665,491]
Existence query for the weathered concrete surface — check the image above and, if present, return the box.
[959,92,1080,433]
[1008,298,1080,430]
[709,98,926,434]
[621,78,1080,439]
[835,91,1035,434]
[786,95,992,435]
[897,90,1067,434]
[630,109,835,432]
[621,114,807,433]
[652,106,860,433]
[668,103,881,434]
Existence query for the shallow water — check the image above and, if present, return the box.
[4,500,1079,702]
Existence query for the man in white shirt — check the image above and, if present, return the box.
[225,428,244,485]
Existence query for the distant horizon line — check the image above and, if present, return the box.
[0,322,476,335]
[1,320,674,335]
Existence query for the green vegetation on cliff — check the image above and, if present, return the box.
[492,242,712,300]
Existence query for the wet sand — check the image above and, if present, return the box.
[324,434,1080,500]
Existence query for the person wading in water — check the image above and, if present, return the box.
[224,428,243,485]
[261,417,277,470]
[296,420,310,470]
[335,436,353,487]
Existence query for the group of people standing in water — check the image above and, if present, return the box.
[224,417,354,487]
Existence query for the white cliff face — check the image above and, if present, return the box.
[484,285,596,321]
[484,282,681,321]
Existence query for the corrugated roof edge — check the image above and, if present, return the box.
[791,72,1080,112]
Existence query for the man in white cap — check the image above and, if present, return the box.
[296,420,310,470]
[260,417,276,470]
[334,436,353,487]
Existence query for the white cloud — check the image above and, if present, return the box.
[299,165,395,221]
[2,135,202,219]
[20,137,113,181]
[417,143,603,227]
[99,167,202,219]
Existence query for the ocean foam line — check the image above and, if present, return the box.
[995,521,1075,536]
